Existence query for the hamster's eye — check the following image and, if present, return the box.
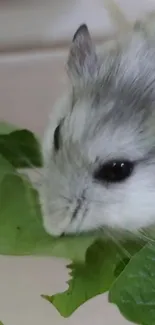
[94,160,134,183]
[54,124,61,151]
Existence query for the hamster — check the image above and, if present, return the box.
[39,9,155,237]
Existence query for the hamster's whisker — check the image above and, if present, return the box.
[138,229,155,243]
[105,228,132,259]
[19,164,43,177]
[50,204,70,213]
[88,199,105,206]
[51,198,70,206]
[59,194,72,203]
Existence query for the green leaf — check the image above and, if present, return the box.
[43,239,144,317]
[0,173,95,261]
[0,129,42,168]
[0,321,4,325]
[0,121,18,134]
[0,154,15,183]
[109,242,155,325]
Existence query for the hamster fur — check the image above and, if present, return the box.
[40,3,155,237]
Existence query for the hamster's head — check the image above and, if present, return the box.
[40,23,155,237]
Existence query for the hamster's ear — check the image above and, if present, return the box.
[67,24,98,85]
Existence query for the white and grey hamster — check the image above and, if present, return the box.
[40,10,155,237]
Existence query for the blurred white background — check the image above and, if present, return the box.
[0,1,155,324]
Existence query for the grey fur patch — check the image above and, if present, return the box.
[41,14,155,237]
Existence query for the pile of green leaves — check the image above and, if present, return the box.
[0,121,155,325]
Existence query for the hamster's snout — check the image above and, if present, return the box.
[71,193,86,220]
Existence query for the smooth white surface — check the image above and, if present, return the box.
[0,256,132,325]
[0,51,68,135]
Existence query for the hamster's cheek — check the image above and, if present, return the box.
[118,189,155,231]
[117,171,155,231]
[102,186,155,232]
[72,180,155,234]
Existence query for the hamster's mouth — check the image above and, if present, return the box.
[58,227,149,243]
[58,228,106,239]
